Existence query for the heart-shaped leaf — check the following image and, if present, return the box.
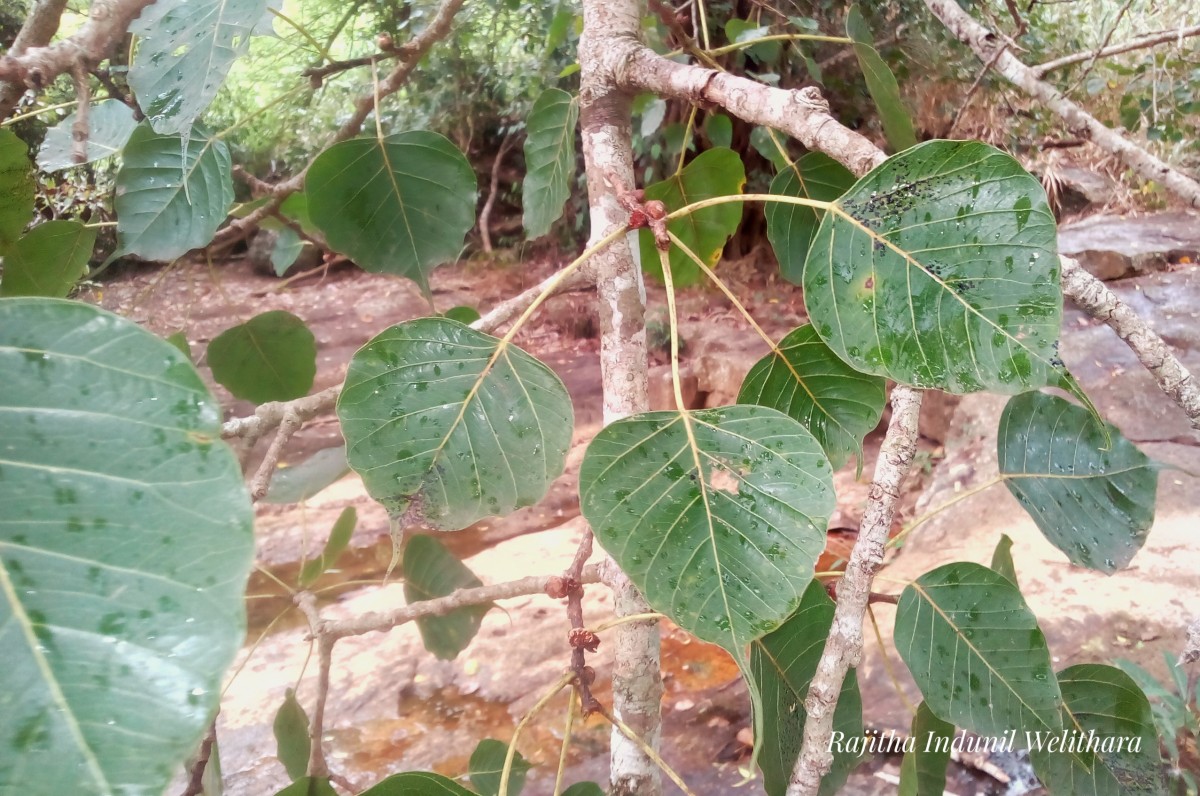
[581,405,834,655]
[307,132,476,297]
[403,535,491,660]
[0,298,253,796]
[359,772,475,796]
[751,580,864,796]
[803,140,1063,394]
[705,114,733,149]
[271,227,305,276]
[897,702,954,796]
[468,738,532,796]
[207,310,317,403]
[766,152,855,284]
[738,323,885,472]
[0,220,96,298]
[998,392,1157,574]
[846,5,916,151]
[113,123,234,261]
[298,506,356,587]
[895,562,1063,739]
[129,0,274,136]
[990,534,1019,588]
[0,128,34,252]
[1030,665,1164,795]
[272,688,310,781]
[37,99,138,171]
[522,88,578,239]
[638,148,745,286]
[337,318,573,530]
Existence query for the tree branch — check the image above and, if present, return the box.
[923,0,1200,209]
[0,0,70,118]
[479,131,517,253]
[1060,256,1200,430]
[0,0,156,120]
[1033,24,1200,77]
[789,387,923,796]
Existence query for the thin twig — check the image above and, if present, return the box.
[947,43,1008,138]
[563,526,600,714]
[0,0,70,118]
[180,721,218,796]
[480,131,517,253]
[295,592,332,779]
[1064,0,1134,96]
[1181,616,1200,666]
[249,407,303,500]
[69,65,90,164]
[1033,24,1200,77]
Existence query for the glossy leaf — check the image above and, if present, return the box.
[522,88,578,239]
[897,702,954,796]
[359,772,475,796]
[581,405,834,655]
[273,688,310,781]
[766,152,855,284]
[752,580,863,796]
[1030,665,1164,795]
[991,533,1018,588]
[468,738,532,796]
[638,148,746,286]
[129,0,274,136]
[299,507,357,587]
[307,132,476,297]
[0,220,96,298]
[337,318,573,530]
[207,310,317,404]
[273,777,338,796]
[442,306,481,325]
[895,562,1063,738]
[803,140,1062,394]
[403,535,491,660]
[0,298,253,796]
[113,123,234,261]
[738,323,886,471]
[0,128,34,252]
[846,5,916,151]
[37,100,138,171]
[998,392,1157,573]
[264,446,350,505]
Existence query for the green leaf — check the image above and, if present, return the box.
[273,777,339,796]
[299,506,357,587]
[337,318,574,530]
[895,562,1063,739]
[0,221,96,298]
[751,127,789,169]
[402,535,491,660]
[264,446,350,505]
[359,772,475,796]
[751,580,863,796]
[581,405,834,655]
[897,702,954,796]
[37,100,139,172]
[638,148,745,286]
[766,152,855,285]
[561,784,604,796]
[442,305,481,325]
[1030,665,1164,795]
[271,227,305,276]
[165,330,192,359]
[845,5,916,151]
[202,735,223,796]
[468,738,532,796]
[273,688,310,781]
[0,298,253,796]
[522,88,578,239]
[998,392,1157,574]
[725,19,782,65]
[207,310,317,404]
[0,128,34,253]
[990,533,1018,588]
[129,0,274,136]
[307,132,476,297]
[113,123,234,262]
[705,114,733,148]
[738,323,886,472]
[802,140,1062,394]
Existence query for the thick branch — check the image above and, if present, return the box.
[789,388,922,795]
[0,0,69,117]
[0,0,155,119]
[924,0,1200,208]
[1033,25,1200,77]
[1060,256,1200,430]
[318,563,600,640]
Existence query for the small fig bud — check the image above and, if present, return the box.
[627,209,648,230]
[545,576,570,599]
[568,628,601,652]
[377,32,394,51]
[580,666,596,686]
[644,200,667,220]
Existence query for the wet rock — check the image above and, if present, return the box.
[1058,211,1200,281]
[1050,165,1117,216]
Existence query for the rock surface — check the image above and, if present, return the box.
[1058,211,1200,280]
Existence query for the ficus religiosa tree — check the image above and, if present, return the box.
[1,0,1199,795]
